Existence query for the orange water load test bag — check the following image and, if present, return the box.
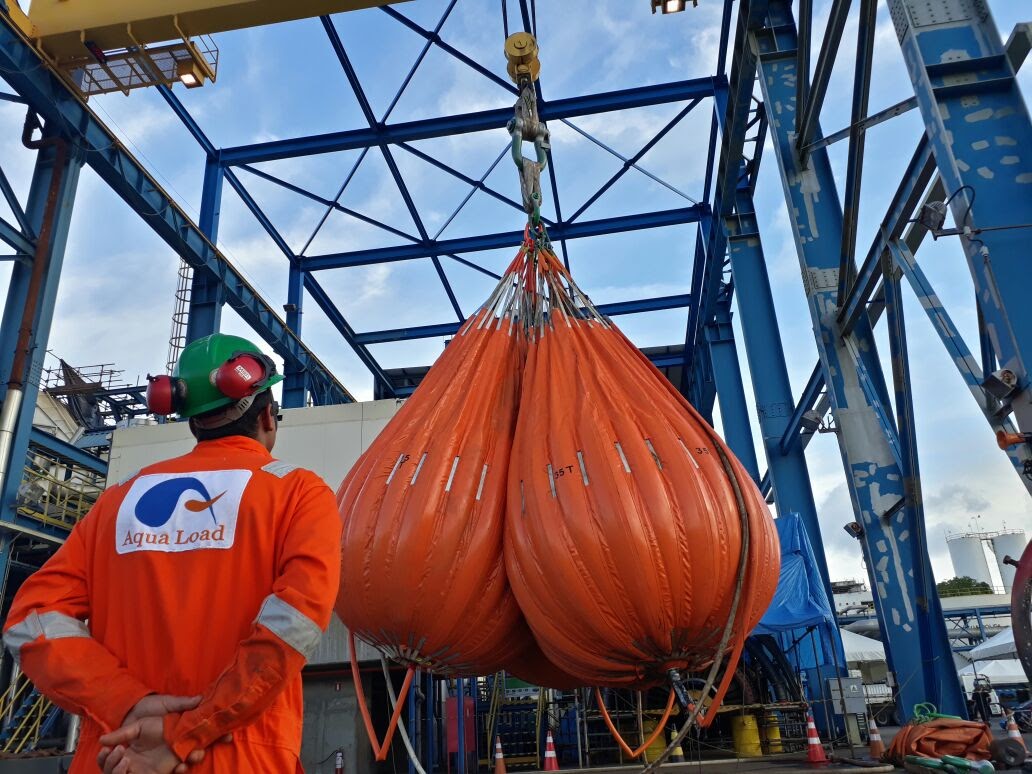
[503,242,781,744]
[337,250,537,679]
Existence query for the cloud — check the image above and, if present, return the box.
[1,0,1027,594]
[924,484,992,521]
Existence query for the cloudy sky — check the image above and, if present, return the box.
[1,0,1029,583]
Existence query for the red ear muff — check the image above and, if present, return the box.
[146,374,186,416]
[213,353,273,400]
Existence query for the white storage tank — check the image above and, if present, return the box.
[946,533,993,587]
[991,529,1028,592]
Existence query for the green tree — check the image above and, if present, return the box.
[936,576,993,597]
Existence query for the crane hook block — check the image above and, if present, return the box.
[505,32,540,84]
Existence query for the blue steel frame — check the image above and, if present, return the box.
[1,0,1031,734]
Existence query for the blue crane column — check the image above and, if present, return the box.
[185,156,225,343]
[753,1,965,718]
[725,190,848,724]
[0,129,83,538]
[705,306,761,484]
[887,0,1032,446]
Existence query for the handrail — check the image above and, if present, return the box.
[0,675,32,720]
[3,693,51,754]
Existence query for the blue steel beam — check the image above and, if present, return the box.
[320,16,464,321]
[389,348,693,397]
[568,100,700,223]
[702,0,737,206]
[0,216,33,255]
[219,78,723,166]
[185,157,225,342]
[29,428,107,477]
[888,0,1032,443]
[239,163,420,243]
[755,0,965,718]
[400,141,531,224]
[352,294,694,345]
[780,364,825,455]
[431,146,509,240]
[706,306,761,484]
[379,0,461,124]
[795,0,851,162]
[219,167,390,400]
[238,162,503,280]
[837,137,936,337]
[0,19,353,406]
[153,82,375,403]
[380,4,516,97]
[561,119,697,206]
[683,0,766,402]
[0,130,84,537]
[725,186,844,726]
[303,275,396,395]
[838,0,876,301]
[888,239,1031,479]
[304,205,709,269]
[296,0,458,267]
[0,161,31,236]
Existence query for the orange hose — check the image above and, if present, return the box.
[594,687,676,760]
[349,631,415,762]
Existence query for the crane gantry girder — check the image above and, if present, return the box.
[8,0,409,61]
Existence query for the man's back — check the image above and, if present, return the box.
[5,435,341,772]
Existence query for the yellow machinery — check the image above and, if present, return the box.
[5,0,408,95]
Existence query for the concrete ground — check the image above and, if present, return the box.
[547,723,1032,774]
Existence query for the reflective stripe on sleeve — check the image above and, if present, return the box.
[256,595,323,659]
[3,610,90,662]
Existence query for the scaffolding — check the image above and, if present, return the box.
[15,451,103,532]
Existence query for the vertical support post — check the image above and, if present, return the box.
[425,672,435,772]
[0,130,82,527]
[725,191,847,731]
[282,264,307,408]
[705,306,761,483]
[185,156,225,343]
[0,531,13,613]
[888,0,1032,437]
[725,197,828,583]
[754,1,966,719]
[408,672,418,774]
[456,677,465,774]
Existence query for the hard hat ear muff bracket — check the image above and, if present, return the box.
[213,351,278,401]
[146,374,187,416]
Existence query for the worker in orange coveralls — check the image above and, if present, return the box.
[3,333,342,773]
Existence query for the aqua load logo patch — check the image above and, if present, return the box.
[116,470,252,554]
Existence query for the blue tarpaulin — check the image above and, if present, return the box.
[750,514,847,735]
[755,513,835,633]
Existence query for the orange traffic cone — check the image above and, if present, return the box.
[1005,711,1028,753]
[494,735,507,774]
[867,714,885,760]
[805,709,828,765]
[543,730,560,771]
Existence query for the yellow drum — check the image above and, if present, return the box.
[731,714,763,758]
[760,713,783,754]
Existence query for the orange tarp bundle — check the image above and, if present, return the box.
[337,237,779,701]
[886,719,993,764]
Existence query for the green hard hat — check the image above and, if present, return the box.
[174,333,283,418]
